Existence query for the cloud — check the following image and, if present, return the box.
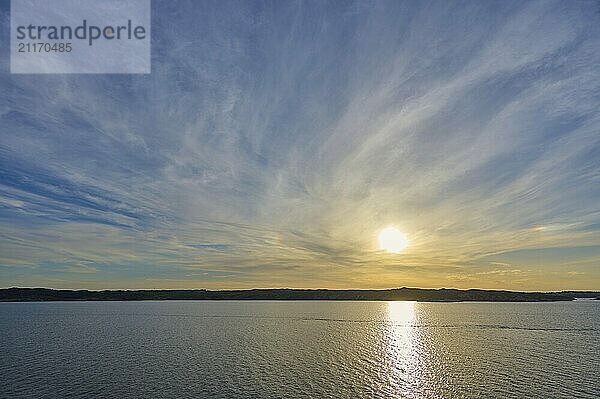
[1,0,599,290]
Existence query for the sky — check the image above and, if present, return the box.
[0,0,599,291]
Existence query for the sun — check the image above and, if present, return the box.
[378,226,409,253]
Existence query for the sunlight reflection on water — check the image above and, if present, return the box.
[384,301,427,398]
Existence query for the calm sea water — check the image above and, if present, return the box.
[0,300,598,398]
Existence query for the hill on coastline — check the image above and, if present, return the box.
[1,287,596,302]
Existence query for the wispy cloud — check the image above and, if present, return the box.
[1,0,599,290]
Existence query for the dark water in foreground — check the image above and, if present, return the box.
[0,301,598,398]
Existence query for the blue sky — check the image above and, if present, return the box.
[1,0,599,290]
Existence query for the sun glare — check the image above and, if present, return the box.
[378,227,409,253]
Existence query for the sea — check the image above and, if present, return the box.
[0,300,598,398]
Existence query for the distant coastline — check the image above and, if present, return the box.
[1,287,598,302]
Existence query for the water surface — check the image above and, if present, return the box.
[1,301,598,398]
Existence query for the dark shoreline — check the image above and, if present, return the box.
[1,287,598,302]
